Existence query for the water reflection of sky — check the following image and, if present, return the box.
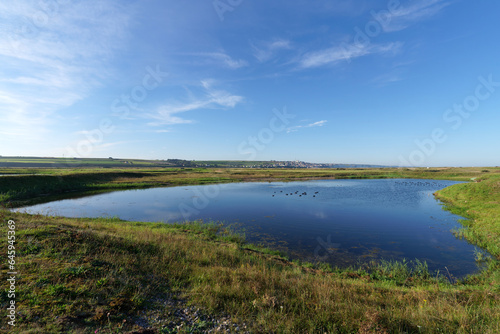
[16,179,485,277]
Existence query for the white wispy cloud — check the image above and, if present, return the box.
[0,1,133,140]
[182,52,248,69]
[251,39,292,62]
[287,120,328,133]
[299,42,402,69]
[209,52,249,69]
[377,0,450,32]
[294,1,447,71]
[147,80,243,126]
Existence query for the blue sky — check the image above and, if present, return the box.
[1,0,499,166]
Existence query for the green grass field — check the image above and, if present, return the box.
[0,166,498,333]
[0,156,165,168]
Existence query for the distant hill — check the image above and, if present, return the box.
[0,156,394,169]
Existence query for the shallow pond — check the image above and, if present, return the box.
[17,179,483,277]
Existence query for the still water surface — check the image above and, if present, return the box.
[18,179,482,277]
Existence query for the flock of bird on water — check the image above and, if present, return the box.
[270,180,442,198]
[272,190,319,198]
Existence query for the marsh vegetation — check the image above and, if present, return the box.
[0,166,499,333]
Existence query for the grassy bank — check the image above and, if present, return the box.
[435,172,500,260]
[1,210,498,333]
[0,167,499,333]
